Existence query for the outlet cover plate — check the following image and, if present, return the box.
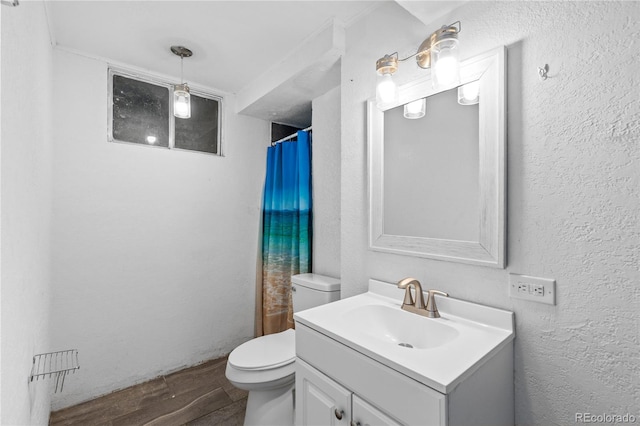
[509,273,556,305]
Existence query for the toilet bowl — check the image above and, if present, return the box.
[225,329,296,426]
[225,273,341,426]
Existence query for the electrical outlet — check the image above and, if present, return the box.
[509,274,555,305]
[531,284,545,297]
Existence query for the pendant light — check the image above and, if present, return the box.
[171,45,193,119]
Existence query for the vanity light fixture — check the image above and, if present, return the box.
[375,22,461,107]
[171,45,193,119]
[457,80,479,105]
[404,98,426,119]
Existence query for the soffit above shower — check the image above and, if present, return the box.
[235,20,344,128]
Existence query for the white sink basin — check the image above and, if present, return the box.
[342,304,459,350]
[294,279,515,393]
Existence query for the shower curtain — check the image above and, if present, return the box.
[259,131,312,335]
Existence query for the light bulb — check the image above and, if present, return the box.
[403,98,426,119]
[376,73,398,106]
[175,96,189,117]
[430,38,460,90]
[458,81,480,105]
[433,56,459,88]
[146,135,157,144]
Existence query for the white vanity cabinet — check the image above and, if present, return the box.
[293,280,516,426]
[296,358,401,426]
[295,324,446,426]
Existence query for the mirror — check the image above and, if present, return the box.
[384,85,479,240]
[368,47,506,268]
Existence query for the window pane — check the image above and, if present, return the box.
[112,74,170,147]
[174,94,220,154]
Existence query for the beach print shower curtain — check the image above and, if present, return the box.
[261,131,312,335]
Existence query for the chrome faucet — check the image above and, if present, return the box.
[397,277,448,318]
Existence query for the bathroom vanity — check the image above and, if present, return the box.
[293,279,515,426]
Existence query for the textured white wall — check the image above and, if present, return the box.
[341,2,639,425]
[49,49,268,409]
[1,2,54,424]
[311,86,341,278]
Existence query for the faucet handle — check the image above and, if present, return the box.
[426,290,449,318]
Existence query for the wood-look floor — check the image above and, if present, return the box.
[50,356,247,426]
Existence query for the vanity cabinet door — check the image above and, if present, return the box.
[296,358,351,425]
[352,395,402,426]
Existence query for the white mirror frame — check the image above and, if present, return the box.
[368,46,506,268]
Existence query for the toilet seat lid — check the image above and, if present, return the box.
[228,329,295,371]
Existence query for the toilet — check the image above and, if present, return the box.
[225,273,341,426]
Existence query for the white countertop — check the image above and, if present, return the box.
[294,279,515,393]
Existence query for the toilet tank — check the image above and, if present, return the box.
[291,273,341,313]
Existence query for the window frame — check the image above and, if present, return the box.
[107,67,224,156]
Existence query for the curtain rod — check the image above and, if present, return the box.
[272,126,312,146]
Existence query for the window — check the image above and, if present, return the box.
[175,94,220,154]
[108,68,222,155]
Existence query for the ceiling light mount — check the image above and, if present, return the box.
[171,45,193,59]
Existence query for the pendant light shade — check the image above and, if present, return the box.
[171,45,193,119]
[174,83,191,119]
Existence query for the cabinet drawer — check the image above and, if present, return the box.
[296,324,446,426]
